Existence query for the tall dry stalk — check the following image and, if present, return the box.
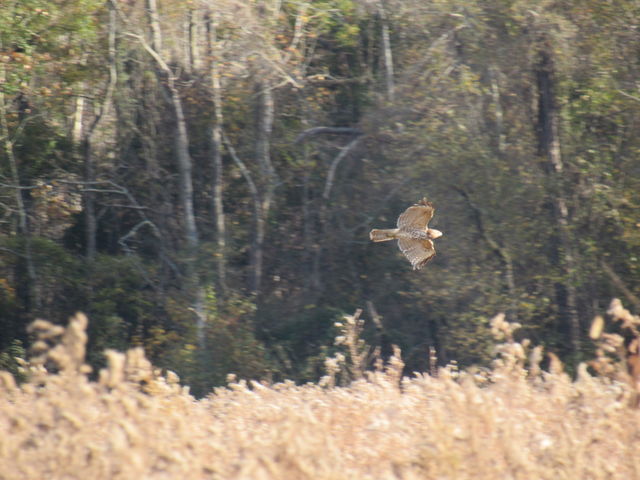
[2,304,640,479]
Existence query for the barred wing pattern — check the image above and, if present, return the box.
[370,198,440,270]
[397,201,434,230]
[397,238,436,270]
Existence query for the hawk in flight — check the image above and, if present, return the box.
[369,198,443,270]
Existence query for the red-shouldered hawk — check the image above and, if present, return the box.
[369,198,443,270]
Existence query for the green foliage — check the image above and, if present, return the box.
[82,255,159,369]
[261,305,346,382]
[0,0,102,94]
[170,287,271,397]
[306,0,360,47]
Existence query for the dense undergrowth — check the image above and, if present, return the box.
[2,300,640,479]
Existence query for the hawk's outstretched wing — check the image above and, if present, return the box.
[397,238,436,270]
[397,199,434,231]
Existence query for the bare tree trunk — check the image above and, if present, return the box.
[205,11,227,294]
[171,83,199,250]
[71,83,94,259]
[296,127,363,295]
[83,144,97,259]
[253,209,267,296]
[146,0,162,52]
[70,73,93,259]
[366,18,375,82]
[186,8,200,73]
[489,65,506,156]
[456,187,517,321]
[301,168,316,293]
[140,0,203,346]
[377,0,395,102]
[71,52,89,144]
[71,91,85,145]
[251,80,276,295]
[137,10,198,250]
[0,57,39,312]
[311,137,363,293]
[81,5,117,260]
[221,130,263,294]
[535,46,580,354]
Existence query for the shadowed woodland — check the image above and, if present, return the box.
[1,0,640,395]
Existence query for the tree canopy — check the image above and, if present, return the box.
[1,0,639,395]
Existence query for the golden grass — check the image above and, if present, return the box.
[2,304,640,479]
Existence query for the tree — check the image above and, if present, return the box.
[204,10,227,294]
[2,0,640,389]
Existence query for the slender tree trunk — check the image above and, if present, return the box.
[71,78,97,259]
[141,3,198,250]
[456,187,517,321]
[489,65,506,156]
[83,140,97,259]
[296,127,363,296]
[377,0,395,102]
[221,131,263,294]
[535,46,580,354]
[0,58,39,313]
[253,210,267,296]
[71,52,89,145]
[71,90,85,145]
[81,5,117,260]
[143,0,204,346]
[170,82,199,250]
[182,14,191,74]
[311,137,363,294]
[366,18,375,82]
[251,80,276,295]
[205,12,227,294]
[186,8,200,73]
[301,168,316,293]
[146,0,162,53]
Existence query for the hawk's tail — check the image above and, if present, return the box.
[369,229,397,242]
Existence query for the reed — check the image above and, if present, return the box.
[1,303,640,479]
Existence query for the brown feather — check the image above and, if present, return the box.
[397,202,434,230]
[370,198,442,270]
[369,229,397,242]
[397,238,436,270]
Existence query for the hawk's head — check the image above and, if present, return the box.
[427,228,443,239]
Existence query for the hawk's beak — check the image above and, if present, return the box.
[428,229,443,239]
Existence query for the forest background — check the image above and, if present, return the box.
[1,0,639,396]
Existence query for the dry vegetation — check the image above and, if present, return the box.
[2,302,640,479]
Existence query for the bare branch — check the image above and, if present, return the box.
[123,32,173,77]
[0,246,26,258]
[99,203,149,210]
[256,51,303,89]
[323,137,363,201]
[221,130,260,205]
[601,261,640,312]
[118,220,161,248]
[0,182,42,190]
[617,89,640,103]
[454,185,517,320]
[295,127,364,144]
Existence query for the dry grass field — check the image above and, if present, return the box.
[2,301,640,479]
